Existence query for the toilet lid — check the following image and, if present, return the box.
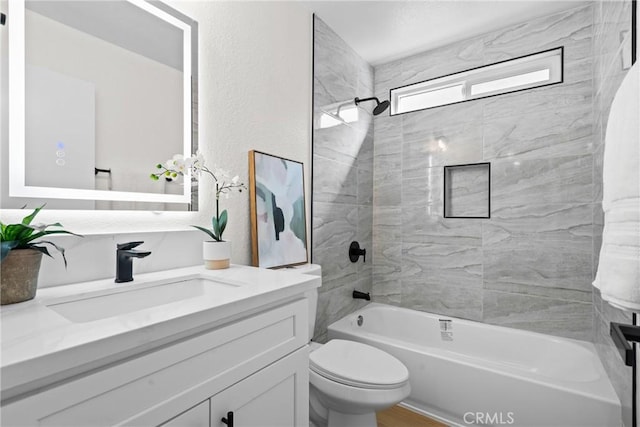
[309,339,409,389]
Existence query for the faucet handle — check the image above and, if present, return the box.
[117,241,144,251]
[349,241,366,263]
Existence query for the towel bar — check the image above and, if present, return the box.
[610,322,640,366]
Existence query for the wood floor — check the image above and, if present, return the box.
[377,405,447,427]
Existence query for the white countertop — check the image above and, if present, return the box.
[0,264,320,399]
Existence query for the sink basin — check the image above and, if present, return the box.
[46,277,241,323]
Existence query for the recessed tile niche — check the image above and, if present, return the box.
[443,163,490,218]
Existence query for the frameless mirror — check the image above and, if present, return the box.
[3,0,198,210]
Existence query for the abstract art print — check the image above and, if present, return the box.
[249,150,308,268]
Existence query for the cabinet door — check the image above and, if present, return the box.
[210,348,309,427]
[160,400,210,427]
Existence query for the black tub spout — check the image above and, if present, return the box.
[353,290,371,301]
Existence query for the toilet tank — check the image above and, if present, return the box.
[283,264,321,340]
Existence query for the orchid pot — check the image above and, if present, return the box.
[203,240,231,270]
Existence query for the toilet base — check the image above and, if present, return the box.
[328,410,377,427]
[310,394,377,427]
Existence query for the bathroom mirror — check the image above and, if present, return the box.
[4,0,198,211]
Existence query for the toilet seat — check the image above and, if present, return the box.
[309,339,409,390]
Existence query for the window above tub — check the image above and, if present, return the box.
[390,47,563,115]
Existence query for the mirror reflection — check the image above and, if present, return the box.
[3,0,197,211]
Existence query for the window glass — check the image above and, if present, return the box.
[390,47,563,115]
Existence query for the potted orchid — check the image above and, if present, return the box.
[151,153,246,269]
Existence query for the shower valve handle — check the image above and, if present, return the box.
[349,241,366,263]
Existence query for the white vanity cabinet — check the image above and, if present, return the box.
[161,401,210,427]
[1,298,310,427]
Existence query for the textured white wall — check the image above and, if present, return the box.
[1,1,313,285]
[171,0,313,266]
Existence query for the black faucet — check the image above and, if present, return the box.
[115,241,151,283]
[353,290,371,301]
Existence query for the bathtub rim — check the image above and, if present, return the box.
[327,302,620,406]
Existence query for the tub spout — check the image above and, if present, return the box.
[353,290,371,301]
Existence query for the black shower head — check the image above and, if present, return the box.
[354,96,390,116]
[373,99,390,116]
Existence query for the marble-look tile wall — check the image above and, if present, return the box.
[372,5,597,341]
[592,1,633,426]
[312,16,374,342]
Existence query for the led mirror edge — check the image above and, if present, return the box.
[388,46,564,116]
[7,0,198,208]
[140,0,200,209]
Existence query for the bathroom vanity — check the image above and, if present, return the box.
[0,265,319,426]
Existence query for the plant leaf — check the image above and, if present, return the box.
[218,210,228,240]
[1,241,19,261]
[212,216,220,240]
[2,224,34,242]
[1,206,80,267]
[29,245,54,259]
[21,205,44,226]
[23,229,83,245]
[191,225,220,241]
[35,240,68,268]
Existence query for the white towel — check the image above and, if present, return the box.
[593,63,640,311]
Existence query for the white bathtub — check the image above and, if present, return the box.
[327,303,621,427]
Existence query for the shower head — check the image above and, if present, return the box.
[373,99,390,115]
[354,96,390,116]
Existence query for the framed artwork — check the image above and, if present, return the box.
[249,150,308,268]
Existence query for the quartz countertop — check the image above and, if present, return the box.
[0,264,320,399]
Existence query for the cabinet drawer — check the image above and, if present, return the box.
[160,400,209,427]
[2,299,307,426]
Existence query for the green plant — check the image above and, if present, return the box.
[151,153,246,241]
[0,206,82,267]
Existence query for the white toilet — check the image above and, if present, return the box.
[293,264,411,427]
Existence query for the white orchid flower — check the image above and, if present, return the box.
[184,156,196,168]
[194,151,205,164]
[193,153,206,171]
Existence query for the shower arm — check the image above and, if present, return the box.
[354,97,380,106]
[354,96,390,115]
